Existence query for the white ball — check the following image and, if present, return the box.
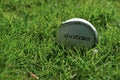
[56,18,98,49]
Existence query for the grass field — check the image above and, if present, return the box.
[0,0,120,80]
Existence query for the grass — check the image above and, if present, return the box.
[0,0,120,80]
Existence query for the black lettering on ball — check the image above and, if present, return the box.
[64,33,91,41]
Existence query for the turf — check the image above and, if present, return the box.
[0,0,120,80]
